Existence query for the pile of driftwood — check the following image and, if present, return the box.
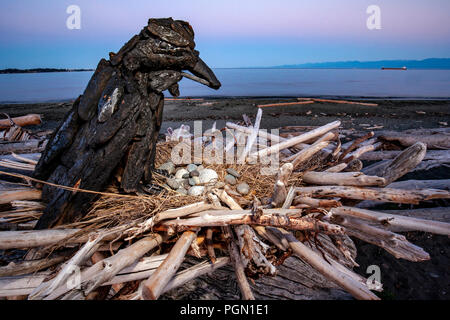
[0,109,449,300]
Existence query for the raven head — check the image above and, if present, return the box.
[110,18,221,96]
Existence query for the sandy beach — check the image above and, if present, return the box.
[1,97,449,299]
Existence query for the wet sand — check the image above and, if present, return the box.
[1,97,449,300]
[1,98,449,134]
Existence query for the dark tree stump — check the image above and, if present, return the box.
[33,18,221,229]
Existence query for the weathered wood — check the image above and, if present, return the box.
[0,255,66,277]
[226,122,286,143]
[0,189,42,205]
[32,18,221,229]
[250,121,340,159]
[29,233,107,299]
[163,209,345,235]
[379,131,450,149]
[205,228,216,263]
[288,142,330,169]
[356,180,450,209]
[302,171,386,187]
[44,233,167,300]
[272,163,293,207]
[295,186,450,204]
[325,162,348,173]
[162,257,230,294]
[331,206,450,236]
[380,207,450,223]
[334,216,430,262]
[234,225,277,276]
[298,98,378,107]
[273,228,379,300]
[293,196,341,208]
[126,201,215,241]
[240,108,262,162]
[360,149,450,161]
[223,226,255,300]
[343,140,382,163]
[0,139,47,155]
[141,230,197,300]
[0,228,122,250]
[257,101,315,108]
[0,114,42,129]
[339,131,374,161]
[362,142,427,186]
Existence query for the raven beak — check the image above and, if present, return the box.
[185,57,221,89]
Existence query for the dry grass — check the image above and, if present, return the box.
[64,141,303,231]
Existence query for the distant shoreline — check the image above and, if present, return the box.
[0,68,94,74]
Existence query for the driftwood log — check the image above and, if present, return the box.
[32,18,221,229]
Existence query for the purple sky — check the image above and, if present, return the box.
[1,0,449,68]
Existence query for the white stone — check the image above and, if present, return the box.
[199,168,218,184]
[175,168,189,179]
[188,186,205,196]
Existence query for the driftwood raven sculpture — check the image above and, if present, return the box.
[33,18,221,229]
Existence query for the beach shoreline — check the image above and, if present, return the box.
[1,97,449,300]
[1,97,448,134]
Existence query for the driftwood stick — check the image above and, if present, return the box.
[295,186,450,204]
[125,201,214,240]
[281,186,296,209]
[272,163,293,207]
[226,122,286,143]
[0,139,47,155]
[339,131,375,161]
[0,228,124,250]
[362,142,427,186]
[285,132,335,163]
[379,131,450,149]
[286,141,331,167]
[360,149,450,161]
[325,163,348,173]
[141,230,197,300]
[380,207,450,222]
[223,226,255,300]
[0,114,42,129]
[257,101,315,108]
[273,228,379,300]
[0,189,42,205]
[334,216,430,262]
[250,120,341,159]
[49,234,168,300]
[29,232,107,300]
[298,98,378,107]
[234,225,277,276]
[205,228,216,263]
[253,226,289,251]
[331,206,450,236]
[164,209,345,235]
[302,171,386,187]
[212,188,241,210]
[343,141,382,163]
[293,196,341,208]
[162,257,230,294]
[239,108,262,162]
[0,255,66,277]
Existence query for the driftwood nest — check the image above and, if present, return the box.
[0,110,449,300]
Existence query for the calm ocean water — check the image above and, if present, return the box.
[1,68,450,103]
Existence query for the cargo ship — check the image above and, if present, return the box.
[381,66,407,70]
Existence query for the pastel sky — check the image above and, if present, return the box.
[1,0,449,68]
